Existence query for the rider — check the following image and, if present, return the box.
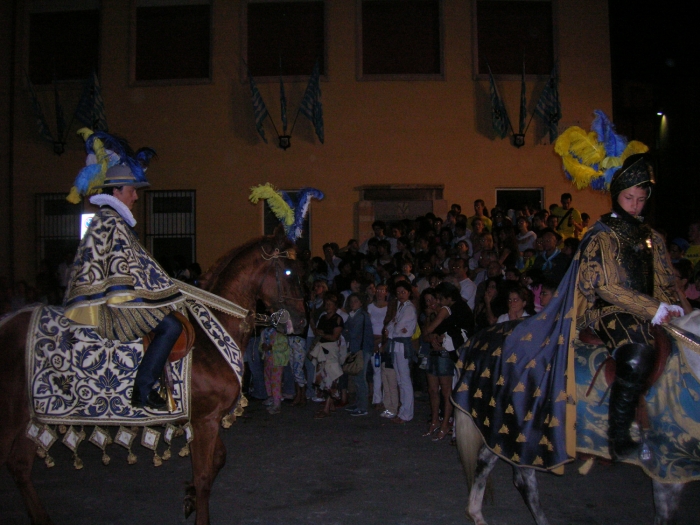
[63,131,185,410]
[577,153,683,459]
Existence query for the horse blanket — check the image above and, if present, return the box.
[576,314,700,482]
[26,298,243,426]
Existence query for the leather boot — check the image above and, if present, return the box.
[608,343,654,460]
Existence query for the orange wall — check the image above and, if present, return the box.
[8,0,613,284]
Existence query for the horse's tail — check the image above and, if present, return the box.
[455,407,484,492]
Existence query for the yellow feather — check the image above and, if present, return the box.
[568,130,606,166]
[249,184,294,226]
[620,140,649,161]
[76,127,93,141]
[554,126,585,156]
[66,187,81,204]
[562,154,602,189]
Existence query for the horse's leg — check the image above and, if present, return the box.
[1,312,52,525]
[188,330,239,525]
[513,467,550,525]
[466,445,499,525]
[187,417,227,525]
[652,480,684,525]
[455,409,499,525]
[6,434,53,525]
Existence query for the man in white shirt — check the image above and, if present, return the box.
[450,257,476,310]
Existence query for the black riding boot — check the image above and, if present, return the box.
[608,343,655,460]
[131,313,182,410]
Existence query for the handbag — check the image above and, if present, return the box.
[342,351,364,375]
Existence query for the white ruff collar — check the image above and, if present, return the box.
[89,194,137,227]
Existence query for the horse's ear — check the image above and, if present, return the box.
[272,223,287,245]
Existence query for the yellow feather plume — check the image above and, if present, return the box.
[561,154,603,190]
[555,127,606,166]
[249,183,294,226]
[67,187,81,204]
[620,140,649,161]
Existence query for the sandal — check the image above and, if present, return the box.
[422,424,440,437]
[432,429,448,442]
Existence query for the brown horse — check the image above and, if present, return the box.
[0,226,307,525]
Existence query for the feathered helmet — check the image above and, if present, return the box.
[249,183,324,241]
[67,128,156,203]
[554,110,649,192]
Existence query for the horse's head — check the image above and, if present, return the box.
[254,225,308,334]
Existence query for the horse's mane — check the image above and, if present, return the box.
[199,232,296,292]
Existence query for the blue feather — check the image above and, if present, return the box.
[135,147,157,168]
[74,164,103,193]
[288,187,324,241]
[591,110,627,157]
[590,176,607,191]
[280,191,295,210]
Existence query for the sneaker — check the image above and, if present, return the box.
[267,405,281,415]
[344,405,358,412]
[380,410,396,419]
[350,409,369,417]
[262,398,273,406]
[311,396,325,403]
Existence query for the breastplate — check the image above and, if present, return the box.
[603,215,654,295]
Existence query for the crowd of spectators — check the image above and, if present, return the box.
[5,196,700,440]
[243,196,600,438]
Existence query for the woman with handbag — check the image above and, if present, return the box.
[308,293,345,419]
[342,293,375,416]
[423,282,475,441]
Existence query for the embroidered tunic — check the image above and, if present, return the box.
[64,198,184,341]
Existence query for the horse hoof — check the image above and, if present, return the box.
[183,496,196,518]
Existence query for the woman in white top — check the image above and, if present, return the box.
[367,283,389,408]
[496,286,536,323]
[385,280,417,423]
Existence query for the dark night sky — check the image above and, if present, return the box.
[608,2,699,237]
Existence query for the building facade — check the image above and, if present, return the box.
[1,0,613,284]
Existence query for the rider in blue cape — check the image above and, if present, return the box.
[453,153,682,472]
[64,130,185,410]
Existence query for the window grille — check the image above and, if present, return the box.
[144,190,196,276]
[35,193,83,270]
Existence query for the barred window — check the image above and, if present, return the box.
[144,190,197,276]
[36,193,83,270]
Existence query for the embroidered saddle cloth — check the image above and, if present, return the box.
[27,299,243,427]
[575,328,700,483]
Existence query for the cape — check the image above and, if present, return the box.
[452,217,678,473]
[63,205,184,340]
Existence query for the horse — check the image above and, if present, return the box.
[0,226,307,525]
[454,316,700,525]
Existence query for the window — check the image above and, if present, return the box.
[473,0,555,79]
[28,1,100,84]
[36,193,83,270]
[263,191,310,253]
[358,0,442,79]
[144,191,196,275]
[245,1,325,79]
[495,188,543,214]
[132,0,211,83]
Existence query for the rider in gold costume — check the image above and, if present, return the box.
[576,153,683,459]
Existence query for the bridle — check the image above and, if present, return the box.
[253,244,305,328]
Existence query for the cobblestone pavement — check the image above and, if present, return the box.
[2,393,700,525]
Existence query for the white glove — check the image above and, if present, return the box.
[651,302,684,325]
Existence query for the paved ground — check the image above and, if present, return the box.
[2,393,700,525]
